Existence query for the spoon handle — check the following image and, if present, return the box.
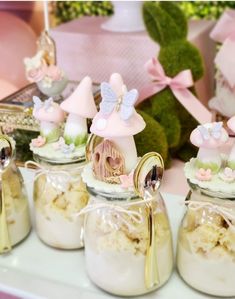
[145,200,159,289]
[0,181,11,253]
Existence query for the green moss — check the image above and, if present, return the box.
[134,110,168,163]
[138,1,205,163]
[142,2,186,46]
[138,89,181,149]
[158,41,204,81]
[64,133,88,146]
[174,142,197,162]
[41,128,60,143]
[195,160,220,173]
[159,2,188,38]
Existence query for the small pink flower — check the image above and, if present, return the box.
[31,136,46,147]
[219,167,235,182]
[195,168,212,181]
[120,171,134,189]
[26,65,46,83]
[46,65,63,81]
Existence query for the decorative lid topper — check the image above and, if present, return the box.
[90,73,146,184]
[60,76,97,146]
[190,122,228,173]
[33,96,65,143]
[30,76,97,162]
[24,51,67,97]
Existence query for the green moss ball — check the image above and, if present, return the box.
[134,110,168,162]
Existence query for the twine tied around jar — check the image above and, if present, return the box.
[185,199,235,230]
[77,194,155,231]
[25,161,81,193]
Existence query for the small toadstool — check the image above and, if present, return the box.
[33,96,65,143]
[90,73,146,174]
[190,122,228,173]
[60,76,97,146]
[227,116,235,169]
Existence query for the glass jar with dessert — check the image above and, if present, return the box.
[28,77,97,249]
[177,121,235,297]
[30,155,88,249]
[81,74,173,296]
[0,135,31,254]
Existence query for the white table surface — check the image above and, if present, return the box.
[0,168,216,299]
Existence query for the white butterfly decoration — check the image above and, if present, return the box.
[198,122,223,140]
[32,96,53,112]
[24,51,44,70]
[100,82,138,121]
[53,137,75,154]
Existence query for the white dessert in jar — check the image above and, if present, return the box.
[34,166,88,249]
[177,198,235,297]
[84,195,173,296]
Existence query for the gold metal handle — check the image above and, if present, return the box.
[0,135,14,254]
[85,134,103,162]
[133,152,164,289]
[0,182,11,253]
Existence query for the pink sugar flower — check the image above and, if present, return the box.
[46,65,63,81]
[31,136,46,147]
[26,65,46,83]
[120,171,134,189]
[195,168,212,181]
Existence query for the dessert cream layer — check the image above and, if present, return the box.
[177,242,235,297]
[34,174,88,249]
[177,206,235,297]
[84,196,173,296]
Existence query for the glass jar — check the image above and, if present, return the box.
[177,182,235,297]
[32,155,89,249]
[84,187,173,296]
[0,157,31,253]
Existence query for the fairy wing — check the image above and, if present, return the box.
[198,125,210,140]
[211,122,222,139]
[120,89,138,121]
[32,96,42,111]
[100,82,117,116]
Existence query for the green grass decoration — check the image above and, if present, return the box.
[134,110,168,163]
[137,2,204,164]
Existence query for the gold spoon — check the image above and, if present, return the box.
[134,152,164,289]
[0,136,13,253]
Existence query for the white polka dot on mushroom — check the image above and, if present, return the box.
[96,118,107,130]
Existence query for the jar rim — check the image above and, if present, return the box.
[33,153,86,166]
[188,180,235,200]
[87,186,139,201]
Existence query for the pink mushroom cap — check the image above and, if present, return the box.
[60,76,97,118]
[190,122,228,149]
[90,110,145,138]
[34,102,65,123]
[109,73,124,96]
[91,72,146,137]
[227,116,235,132]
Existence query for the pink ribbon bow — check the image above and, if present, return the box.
[138,58,211,124]
[210,10,235,87]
